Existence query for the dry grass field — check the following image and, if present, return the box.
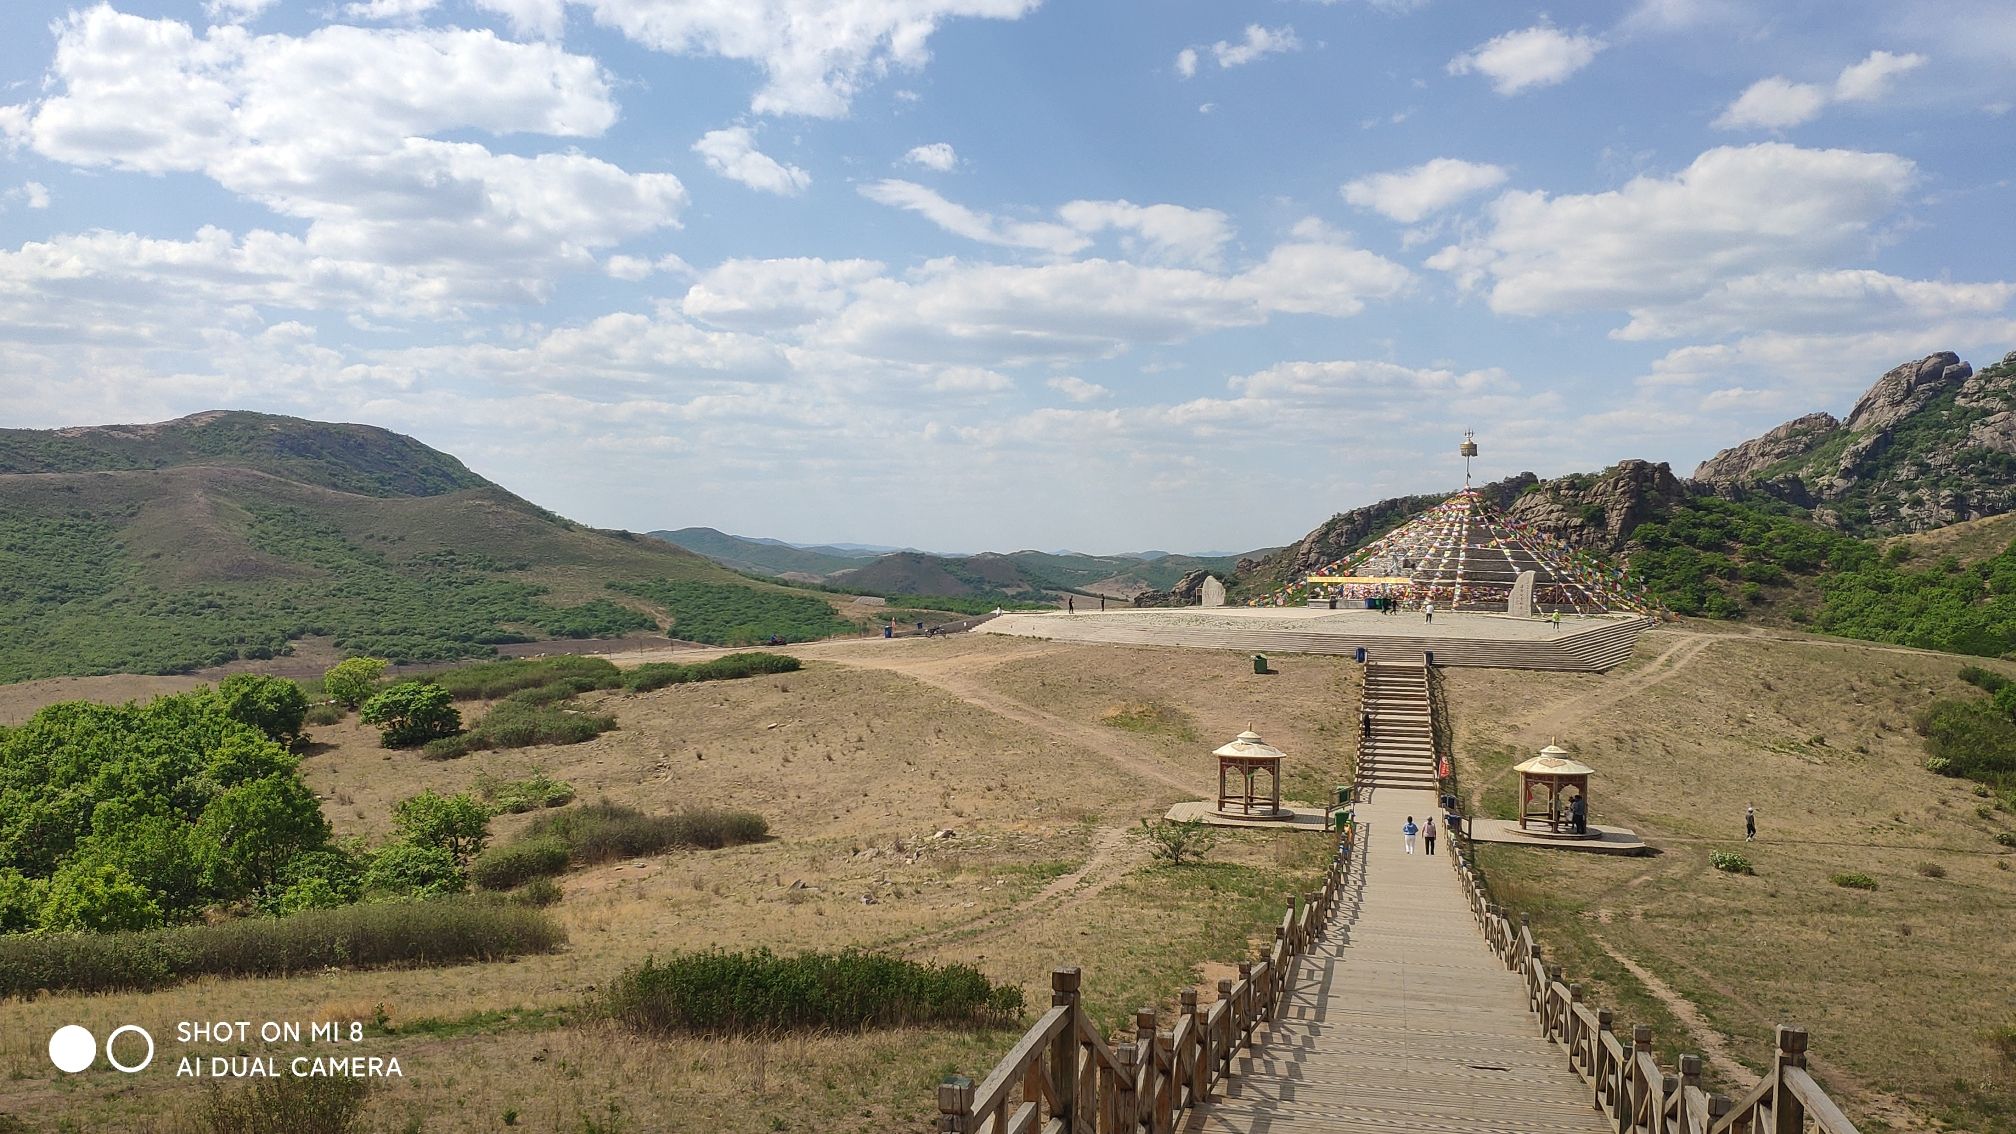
[0,635,1351,1134]
[1445,624,2016,1134]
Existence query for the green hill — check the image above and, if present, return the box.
[0,413,852,682]
[648,527,875,579]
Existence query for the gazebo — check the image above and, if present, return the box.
[1214,728,1288,819]
[1513,743,1593,837]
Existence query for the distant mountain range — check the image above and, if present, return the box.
[650,527,1278,601]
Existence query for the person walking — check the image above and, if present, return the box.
[1402,815,1419,855]
[1745,804,1756,842]
[1067,596,1075,614]
[1423,600,1434,624]
[1360,711,1373,740]
[1423,816,1437,856]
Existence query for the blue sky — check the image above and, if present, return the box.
[2,0,2013,554]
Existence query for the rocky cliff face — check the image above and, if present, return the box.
[1239,473,1538,592]
[1133,569,1215,607]
[1503,460,1695,550]
[1692,350,2016,533]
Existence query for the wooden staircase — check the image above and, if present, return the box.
[1357,662,1438,794]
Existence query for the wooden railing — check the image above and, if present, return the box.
[936,840,1354,1134]
[1449,844,1862,1134]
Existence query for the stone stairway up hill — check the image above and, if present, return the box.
[1359,663,1437,793]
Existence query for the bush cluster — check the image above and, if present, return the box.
[522,802,768,865]
[604,948,1023,1035]
[470,838,571,891]
[422,700,615,759]
[623,651,801,692]
[1709,851,1754,875]
[611,579,853,645]
[1831,871,1879,890]
[474,769,577,813]
[0,897,564,997]
[195,1075,371,1134]
[424,656,623,701]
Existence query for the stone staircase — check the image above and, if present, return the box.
[979,613,1650,672]
[1357,662,1438,793]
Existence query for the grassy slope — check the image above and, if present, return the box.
[0,636,1335,1133]
[646,527,873,578]
[1446,626,2016,1132]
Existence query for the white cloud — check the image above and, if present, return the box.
[902,142,958,171]
[859,180,1089,255]
[1178,25,1301,78]
[1714,51,1929,131]
[1047,376,1110,402]
[13,7,680,312]
[692,126,812,195]
[682,257,886,329]
[1713,77,1828,129]
[1341,158,1508,223]
[1428,143,1916,316]
[931,365,1013,393]
[574,0,1041,117]
[1448,26,1603,95]
[1614,270,2016,341]
[1213,25,1301,69]
[1833,49,1928,102]
[204,0,274,22]
[1055,200,1234,268]
[605,255,655,281]
[2,182,50,211]
[343,0,440,19]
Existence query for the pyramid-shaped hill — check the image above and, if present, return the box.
[1269,488,1653,614]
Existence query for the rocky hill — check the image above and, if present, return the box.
[1695,350,2016,533]
[0,412,848,681]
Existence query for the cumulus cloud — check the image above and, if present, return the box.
[1614,270,2016,341]
[692,126,812,195]
[1714,50,1928,130]
[1341,158,1508,223]
[859,180,1089,255]
[681,257,886,329]
[343,0,440,19]
[903,142,958,171]
[574,0,1041,117]
[1047,376,1110,402]
[2,182,50,210]
[1055,200,1234,268]
[204,0,275,22]
[1177,25,1301,78]
[1448,25,1603,95]
[11,6,680,312]
[1427,143,1916,316]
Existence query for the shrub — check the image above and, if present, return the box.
[604,948,1023,1035]
[424,656,624,702]
[476,770,576,814]
[216,675,311,747]
[1832,871,1878,890]
[522,803,768,864]
[1916,861,1948,879]
[455,699,616,755]
[513,877,563,908]
[609,578,852,645]
[0,897,564,997]
[323,657,389,709]
[360,843,465,900]
[1962,666,2013,694]
[470,839,571,891]
[1997,832,2016,848]
[390,791,492,863]
[38,862,164,933]
[195,1076,370,1134]
[359,682,462,748]
[1139,818,1218,866]
[1709,851,1753,875]
[303,704,344,727]
[1993,1025,2016,1064]
[623,652,801,693]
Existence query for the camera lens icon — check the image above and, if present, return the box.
[48,1024,154,1073]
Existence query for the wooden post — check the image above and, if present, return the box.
[1114,1040,1138,1133]
[1594,1008,1614,1113]
[937,1075,974,1134]
[1185,989,1209,1109]
[1136,1009,1161,1134]
[1216,979,1234,1083]
[1050,969,1080,1131]
[1773,1026,1808,1134]
[1237,962,1254,1040]
[1679,1054,1702,1129]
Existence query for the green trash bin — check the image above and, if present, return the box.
[1253,653,1268,674]
[1334,785,1350,806]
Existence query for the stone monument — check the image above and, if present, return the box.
[1508,569,1536,618]
[1199,575,1227,607]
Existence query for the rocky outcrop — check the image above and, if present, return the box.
[1684,350,2016,534]
[1693,412,1839,484]
[1133,569,1215,607]
[1504,460,1695,551]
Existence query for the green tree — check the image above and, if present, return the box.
[324,656,390,709]
[360,842,466,899]
[40,861,164,932]
[0,869,44,933]
[216,674,311,747]
[196,774,331,898]
[359,682,461,748]
[72,812,209,921]
[1137,817,1218,866]
[391,790,492,863]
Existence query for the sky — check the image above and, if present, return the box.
[1,1,2014,555]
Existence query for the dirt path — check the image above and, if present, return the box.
[1588,938,1753,1086]
[901,825,1148,954]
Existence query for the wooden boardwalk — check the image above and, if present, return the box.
[1187,788,1610,1134]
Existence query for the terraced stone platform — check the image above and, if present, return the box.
[978,606,1651,672]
